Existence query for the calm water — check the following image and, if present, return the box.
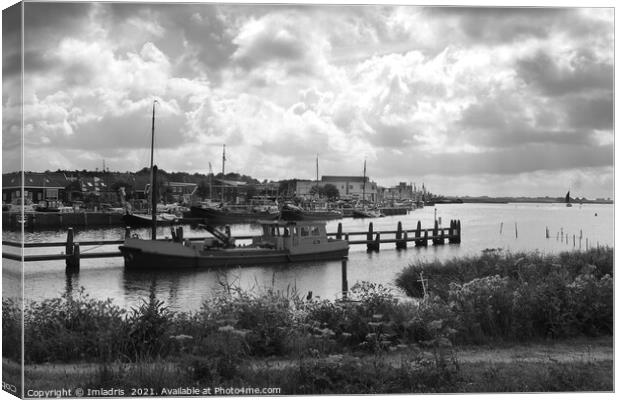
[2,203,613,311]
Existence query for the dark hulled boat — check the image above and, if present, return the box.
[280,203,343,221]
[190,204,280,224]
[122,212,179,227]
[119,220,349,269]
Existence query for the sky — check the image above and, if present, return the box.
[1,2,614,198]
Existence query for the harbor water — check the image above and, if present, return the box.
[2,203,613,312]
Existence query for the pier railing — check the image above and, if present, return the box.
[2,220,462,271]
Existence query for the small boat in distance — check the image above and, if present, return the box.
[565,191,572,207]
[119,220,349,269]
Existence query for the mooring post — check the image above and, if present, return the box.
[65,228,74,270]
[341,257,348,299]
[72,243,80,272]
[336,222,342,240]
[374,232,381,252]
[396,221,404,249]
[515,222,518,239]
[423,229,429,246]
[225,225,231,238]
[456,220,461,244]
[573,234,575,247]
[366,222,374,252]
[402,231,408,249]
[125,226,131,239]
[177,226,184,242]
[432,220,442,245]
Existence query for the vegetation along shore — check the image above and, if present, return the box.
[3,247,613,394]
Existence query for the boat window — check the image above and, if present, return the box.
[300,226,310,237]
[311,226,320,236]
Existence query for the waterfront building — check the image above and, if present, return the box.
[295,175,378,202]
[2,172,70,204]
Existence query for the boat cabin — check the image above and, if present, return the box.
[253,220,331,251]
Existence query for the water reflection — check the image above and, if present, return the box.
[9,203,614,312]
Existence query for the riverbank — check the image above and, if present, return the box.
[3,247,613,394]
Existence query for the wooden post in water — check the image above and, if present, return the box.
[457,220,462,244]
[177,226,184,242]
[396,221,406,249]
[500,222,503,234]
[573,234,575,247]
[432,220,442,245]
[514,222,518,238]
[373,232,381,252]
[72,243,80,272]
[402,231,408,249]
[336,222,342,240]
[366,222,374,252]
[65,228,74,270]
[545,226,549,239]
[125,226,131,239]
[341,257,348,299]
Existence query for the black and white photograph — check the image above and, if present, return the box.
[1,0,614,397]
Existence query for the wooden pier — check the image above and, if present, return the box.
[2,220,462,271]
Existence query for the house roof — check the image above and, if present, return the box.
[2,172,69,189]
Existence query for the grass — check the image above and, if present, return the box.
[2,247,613,394]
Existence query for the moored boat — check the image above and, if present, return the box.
[280,203,343,221]
[122,212,179,227]
[119,220,349,269]
[190,203,280,223]
[351,208,384,218]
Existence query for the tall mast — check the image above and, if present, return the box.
[362,159,366,204]
[316,154,319,195]
[149,100,158,214]
[221,145,226,203]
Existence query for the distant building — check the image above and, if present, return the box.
[295,175,378,202]
[2,172,69,204]
[384,182,414,201]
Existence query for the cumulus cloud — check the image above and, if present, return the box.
[3,4,613,198]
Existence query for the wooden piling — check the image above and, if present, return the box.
[514,222,518,238]
[65,228,74,270]
[177,226,184,242]
[432,220,443,245]
[373,232,381,252]
[341,257,348,299]
[366,222,374,252]
[396,222,406,249]
[72,243,80,272]
[500,221,503,234]
[336,222,343,240]
[573,234,575,247]
[125,226,131,239]
[456,220,461,244]
[402,231,408,249]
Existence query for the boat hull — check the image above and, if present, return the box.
[122,213,178,227]
[281,208,343,221]
[119,238,349,269]
[190,206,280,223]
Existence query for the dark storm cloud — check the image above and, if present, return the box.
[2,3,21,78]
[375,143,612,178]
[516,51,612,97]
[425,7,603,45]
[564,95,613,130]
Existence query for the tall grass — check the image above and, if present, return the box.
[395,247,613,342]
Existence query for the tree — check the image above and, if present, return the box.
[196,180,210,199]
[309,184,340,200]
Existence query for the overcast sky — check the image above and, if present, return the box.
[2,2,614,198]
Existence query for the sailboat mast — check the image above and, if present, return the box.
[221,145,226,204]
[316,154,319,194]
[149,100,158,215]
[362,159,366,204]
